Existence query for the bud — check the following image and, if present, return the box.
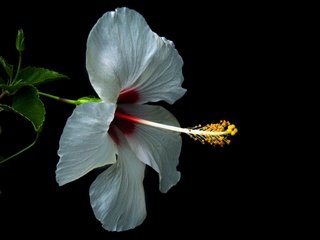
[16,29,25,52]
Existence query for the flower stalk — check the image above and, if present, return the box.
[38,91,78,105]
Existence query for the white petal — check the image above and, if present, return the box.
[89,130,146,232]
[86,7,186,104]
[119,104,182,193]
[133,36,186,104]
[56,102,117,186]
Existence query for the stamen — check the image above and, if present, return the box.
[114,112,237,146]
[188,121,237,146]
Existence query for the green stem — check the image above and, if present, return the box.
[38,91,78,105]
[0,90,8,101]
[0,133,39,165]
[12,52,22,84]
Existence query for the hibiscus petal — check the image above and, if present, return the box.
[119,104,182,193]
[133,36,186,104]
[89,129,146,231]
[86,7,186,104]
[56,102,117,186]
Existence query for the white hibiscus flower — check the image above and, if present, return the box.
[56,7,237,232]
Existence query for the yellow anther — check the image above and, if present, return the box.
[228,124,235,130]
[188,120,237,146]
[231,128,238,136]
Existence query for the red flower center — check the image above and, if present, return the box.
[117,88,139,104]
[109,88,140,145]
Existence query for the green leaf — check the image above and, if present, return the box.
[12,86,45,132]
[0,87,45,133]
[0,56,14,80]
[0,102,40,165]
[0,84,18,93]
[0,75,4,84]
[16,29,25,52]
[17,67,68,86]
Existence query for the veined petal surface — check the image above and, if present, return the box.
[56,102,117,186]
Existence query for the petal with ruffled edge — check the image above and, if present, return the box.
[56,102,117,186]
[118,104,182,193]
[86,7,186,104]
[133,36,186,104]
[89,129,146,231]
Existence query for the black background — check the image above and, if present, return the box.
[0,0,277,238]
